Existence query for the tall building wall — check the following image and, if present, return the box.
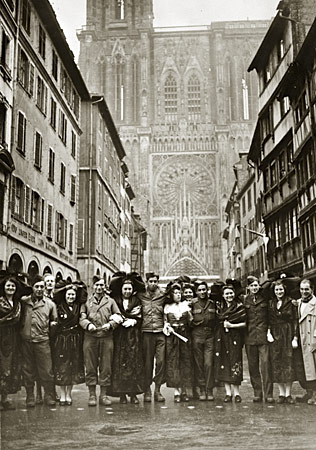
[78,1,270,279]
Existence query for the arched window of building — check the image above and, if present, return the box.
[8,253,23,273]
[188,74,201,121]
[115,0,125,20]
[55,271,63,283]
[43,266,52,275]
[27,261,39,283]
[164,73,177,120]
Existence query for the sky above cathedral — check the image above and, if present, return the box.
[50,0,278,61]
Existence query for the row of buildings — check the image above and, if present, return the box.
[223,0,316,287]
[0,0,146,288]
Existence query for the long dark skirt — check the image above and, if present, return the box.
[165,327,193,389]
[53,326,85,385]
[110,325,144,395]
[0,325,21,394]
[214,326,243,385]
[270,322,296,383]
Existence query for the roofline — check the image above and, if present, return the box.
[32,0,90,100]
[248,13,286,72]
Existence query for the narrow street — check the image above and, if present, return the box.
[1,377,316,450]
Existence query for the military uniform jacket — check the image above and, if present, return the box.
[20,295,57,343]
[244,292,269,345]
[80,294,121,338]
[139,288,165,333]
[191,297,216,337]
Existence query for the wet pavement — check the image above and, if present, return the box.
[1,378,316,450]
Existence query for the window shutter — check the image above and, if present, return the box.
[23,115,26,153]
[11,176,16,214]
[70,175,76,203]
[44,85,48,115]
[47,204,53,238]
[69,223,74,253]
[40,198,45,232]
[19,183,25,221]
[17,112,24,151]
[24,185,31,224]
[29,63,34,96]
[30,190,34,226]
[55,210,59,243]
[64,218,67,248]
[77,218,84,249]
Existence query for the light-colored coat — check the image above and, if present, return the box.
[298,295,316,381]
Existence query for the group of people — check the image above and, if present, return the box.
[0,269,316,410]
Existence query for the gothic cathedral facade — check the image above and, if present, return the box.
[78,0,269,282]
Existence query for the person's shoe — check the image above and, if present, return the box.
[154,392,165,402]
[120,394,127,404]
[88,386,97,406]
[144,389,152,403]
[253,396,263,403]
[307,398,316,405]
[266,397,275,404]
[199,389,207,401]
[285,396,295,404]
[130,395,139,404]
[276,396,285,404]
[207,392,215,401]
[181,393,190,402]
[44,394,56,407]
[99,395,111,406]
[296,392,313,403]
[26,390,36,408]
[88,394,97,406]
[192,388,200,400]
[174,394,181,403]
[35,390,43,405]
[59,401,66,406]
[224,395,232,403]
[2,399,15,410]
[235,395,242,403]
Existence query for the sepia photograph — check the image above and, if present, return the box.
[0,0,316,448]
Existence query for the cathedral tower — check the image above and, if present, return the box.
[78,2,269,281]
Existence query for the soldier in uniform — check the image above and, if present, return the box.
[20,275,58,407]
[191,280,216,401]
[79,276,122,407]
[244,276,274,403]
[139,272,166,403]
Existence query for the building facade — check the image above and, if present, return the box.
[0,0,16,269]
[5,0,90,282]
[77,0,269,281]
[247,0,316,282]
[78,95,134,288]
[223,156,268,285]
[280,18,316,285]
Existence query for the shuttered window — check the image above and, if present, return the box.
[47,204,53,238]
[34,131,42,169]
[77,219,85,249]
[17,111,26,154]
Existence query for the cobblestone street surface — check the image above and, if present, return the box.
[1,376,316,450]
